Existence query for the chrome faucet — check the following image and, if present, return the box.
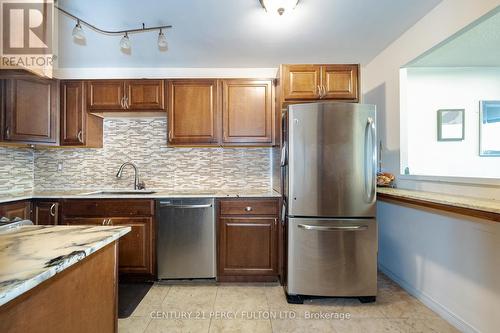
[116,162,145,190]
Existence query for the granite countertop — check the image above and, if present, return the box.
[0,188,281,204]
[377,187,500,215]
[0,225,130,307]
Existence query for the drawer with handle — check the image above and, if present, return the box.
[219,199,279,216]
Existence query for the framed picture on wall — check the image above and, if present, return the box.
[437,109,465,141]
[479,101,500,156]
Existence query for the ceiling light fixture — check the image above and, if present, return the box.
[157,29,168,49]
[56,6,173,51]
[72,19,85,40]
[259,0,300,16]
[120,32,131,50]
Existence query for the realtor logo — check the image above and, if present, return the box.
[0,0,54,74]
[2,1,52,54]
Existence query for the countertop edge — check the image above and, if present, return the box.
[0,226,131,307]
[377,188,500,222]
[0,191,281,204]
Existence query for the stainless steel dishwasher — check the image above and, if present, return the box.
[157,198,216,279]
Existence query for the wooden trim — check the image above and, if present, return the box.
[378,192,500,223]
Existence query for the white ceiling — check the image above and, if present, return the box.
[57,0,442,68]
[408,7,500,67]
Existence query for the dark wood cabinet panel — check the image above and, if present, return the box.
[126,80,165,110]
[62,216,154,277]
[219,199,279,216]
[0,201,31,220]
[60,81,83,145]
[4,77,58,144]
[217,198,279,282]
[60,81,103,147]
[62,199,154,217]
[33,201,59,225]
[218,217,278,278]
[281,65,321,100]
[61,199,155,278]
[110,217,153,275]
[279,64,359,103]
[322,65,359,100]
[222,80,273,145]
[87,80,125,110]
[167,80,220,145]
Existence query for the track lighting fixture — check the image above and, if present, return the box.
[157,29,168,49]
[57,6,172,51]
[72,19,85,40]
[120,33,131,50]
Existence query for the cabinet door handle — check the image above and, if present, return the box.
[5,127,10,139]
[50,204,56,217]
[102,219,107,225]
[77,130,83,143]
[120,96,125,109]
[317,85,321,98]
[322,85,327,98]
[108,219,113,225]
[168,130,172,141]
[244,206,253,212]
[124,96,129,109]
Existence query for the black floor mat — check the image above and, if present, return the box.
[118,282,153,318]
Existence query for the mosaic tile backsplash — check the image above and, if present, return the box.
[0,146,34,192]
[34,118,272,191]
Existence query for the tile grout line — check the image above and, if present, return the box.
[207,285,219,333]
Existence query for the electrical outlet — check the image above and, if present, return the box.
[57,161,63,172]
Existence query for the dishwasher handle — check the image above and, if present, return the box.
[159,203,213,209]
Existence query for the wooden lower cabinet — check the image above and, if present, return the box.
[62,216,154,278]
[218,217,278,280]
[0,201,31,220]
[33,201,59,225]
[217,198,279,282]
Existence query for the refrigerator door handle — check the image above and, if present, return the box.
[298,224,368,231]
[364,117,377,203]
[280,142,287,167]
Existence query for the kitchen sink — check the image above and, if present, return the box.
[84,190,157,195]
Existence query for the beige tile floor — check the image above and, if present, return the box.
[118,273,459,333]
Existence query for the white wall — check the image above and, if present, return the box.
[378,202,500,333]
[362,1,500,332]
[402,67,500,179]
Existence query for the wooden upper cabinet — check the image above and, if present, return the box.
[87,80,125,110]
[60,81,103,147]
[167,80,220,145]
[322,65,359,100]
[280,64,359,102]
[3,77,58,144]
[126,80,165,110]
[281,65,321,100]
[87,80,166,111]
[222,80,273,145]
[61,81,84,145]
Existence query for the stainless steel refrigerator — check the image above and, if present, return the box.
[281,102,377,303]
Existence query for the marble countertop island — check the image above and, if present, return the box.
[0,225,130,307]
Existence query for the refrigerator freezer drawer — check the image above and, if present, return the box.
[287,217,377,297]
